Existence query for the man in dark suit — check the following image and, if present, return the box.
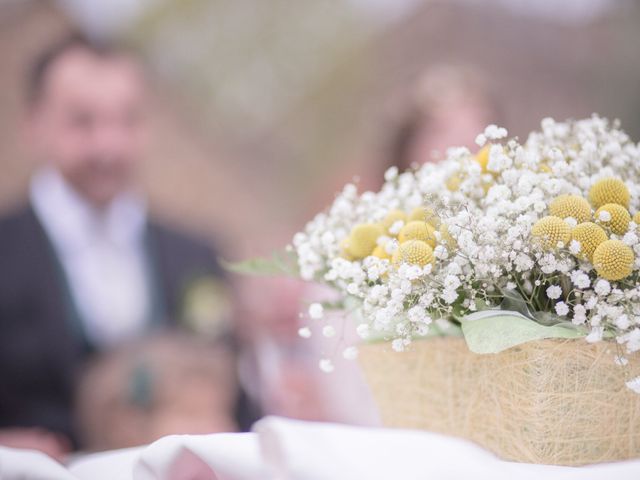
[0,35,247,458]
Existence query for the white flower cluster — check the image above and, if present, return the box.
[292,116,640,374]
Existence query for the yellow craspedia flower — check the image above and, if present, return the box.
[381,210,407,233]
[589,177,630,209]
[408,206,439,226]
[475,144,491,173]
[633,212,640,225]
[538,163,552,174]
[549,194,591,223]
[372,244,391,261]
[531,216,571,250]
[446,175,461,192]
[339,238,354,260]
[592,240,635,281]
[398,221,437,247]
[347,223,384,259]
[595,203,631,235]
[392,240,434,267]
[570,222,608,261]
[482,178,493,195]
[439,223,456,249]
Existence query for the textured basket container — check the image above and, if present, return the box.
[359,337,640,466]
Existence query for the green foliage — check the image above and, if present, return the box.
[221,249,298,277]
[460,309,586,354]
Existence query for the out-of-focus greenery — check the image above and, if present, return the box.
[126,0,640,231]
[129,0,374,214]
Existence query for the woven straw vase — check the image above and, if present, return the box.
[358,337,640,466]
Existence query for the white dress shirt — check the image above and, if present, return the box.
[30,168,152,349]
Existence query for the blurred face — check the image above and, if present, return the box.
[28,48,149,207]
[408,100,491,165]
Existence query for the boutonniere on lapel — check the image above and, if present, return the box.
[181,276,232,338]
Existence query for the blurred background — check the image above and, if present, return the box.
[1,0,640,455]
[2,0,640,259]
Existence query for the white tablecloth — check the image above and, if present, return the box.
[1,417,639,479]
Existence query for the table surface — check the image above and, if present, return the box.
[2,418,640,480]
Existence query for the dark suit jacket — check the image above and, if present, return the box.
[0,206,255,445]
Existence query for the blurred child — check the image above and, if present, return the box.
[75,333,238,451]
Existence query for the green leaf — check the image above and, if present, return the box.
[221,249,299,277]
[460,309,586,354]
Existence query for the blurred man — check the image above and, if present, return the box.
[0,34,244,457]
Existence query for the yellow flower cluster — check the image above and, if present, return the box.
[548,195,591,223]
[532,177,638,281]
[341,206,445,267]
[570,222,607,261]
[531,216,571,250]
[595,204,631,235]
[592,240,634,281]
[444,145,494,193]
[392,240,434,267]
[589,177,630,209]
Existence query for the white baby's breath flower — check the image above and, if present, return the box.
[598,210,612,222]
[555,301,569,316]
[319,359,334,373]
[615,355,629,366]
[594,279,612,296]
[484,124,508,140]
[564,217,578,228]
[569,239,582,255]
[546,285,562,300]
[322,325,336,338]
[391,338,405,352]
[298,327,312,339]
[625,376,640,394]
[623,231,639,246]
[586,326,604,343]
[570,270,591,289]
[342,346,359,360]
[389,221,404,235]
[356,323,370,339]
[573,304,587,325]
[615,314,631,330]
[434,245,448,259]
[384,166,398,181]
[308,303,324,320]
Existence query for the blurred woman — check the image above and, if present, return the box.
[385,64,501,173]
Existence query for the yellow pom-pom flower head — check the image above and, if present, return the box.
[438,223,456,249]
[549,194,591,223]
[346,223,384,259]
[446,175,461,192]
[570,222,607,261]
[408,206,439,226]
[531,216,571,250]
[392,240,434,267]
[339,238,354,260]
[538,163,552,174]
[589,177,630,209]
[381,210,407,234]
[372,244,392,261]
[595,203,631,235]
[633,212,640,225]
[592,240,634,281]
[475,144,491,173]
[398,221,437,247]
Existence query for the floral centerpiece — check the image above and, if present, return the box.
[234,116,640,465]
